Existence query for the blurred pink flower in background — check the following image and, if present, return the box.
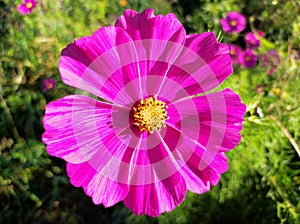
[245,32,260,49]
[229,44,243,65]
[256,30,264,37]
[17,0,37,15]
[261,50,280,74]
[220,12,246,34]
[42,9,246,217]
[240,49,258,68]
[42,78,56,92]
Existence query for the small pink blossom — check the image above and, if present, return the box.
[42,78,57,91]
[256,30,264,37]
[245,32,260,49]
[42,9,246,217]
[229,44,243,65]
[261,50,280,75]
[220,12,246,34]
[17,0,37,15]
[240,49,258,68]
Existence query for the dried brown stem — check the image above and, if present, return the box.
[270,115,300,158]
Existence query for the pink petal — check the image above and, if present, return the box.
[114,126,183,185]
[17,5,31,15]
[114,9,153,36]
[86,171,129,207]
[42,95,132,163]
[182,151,229,193]
[67,162,97,188]
[67,162,129,207]
[158,32,232,101]
[115,8,186,43]
[121,124,228,215]
[59,26,141,105]
[206,152,229,177]
[120,131,173,166]
[114,9,187,98]
[154,124,221,194]
[146,124,227,194]
[220,18,231,32]
[123,171,186,217]
[167,88,246,154]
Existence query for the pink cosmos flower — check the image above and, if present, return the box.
[229,44,243,65]
[220,12,246,34]
[42,78,57,92]
[42,9,246,217]
[17,0,37,15]
[239,49,258,68]
[261,50,280,75]
[245,32,260,49]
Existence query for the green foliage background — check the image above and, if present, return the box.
[1,0,299,223]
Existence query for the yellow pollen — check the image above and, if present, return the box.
[46,83,53,89]
[245,55,251,61]
[230,20,237,26]
[133,96,169,134]
[26,2,33,9]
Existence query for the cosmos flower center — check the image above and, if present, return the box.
[26,2,33,9]
[46,82,53,89]
[133,96,169,134]
[245,55,252,61]
[229,20,237,26]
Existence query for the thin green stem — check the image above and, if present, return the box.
[270,115,300,158]
[269,176,298,220]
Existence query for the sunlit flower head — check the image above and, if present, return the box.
[17,0,37,15]
[261,50,280,75]
[220,12,246,34]
[245,32,260,49]
[240,49,258,68]
[42,9,246,217]
[42,78,57,92]
[229,44,243,65]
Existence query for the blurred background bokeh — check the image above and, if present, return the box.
[0,0,300,223]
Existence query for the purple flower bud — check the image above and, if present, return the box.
[245,32,260,49]
[43,78,56,92]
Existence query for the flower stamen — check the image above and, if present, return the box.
[26,2,33,9]
[245,55,251,61]
[229,20,237,26]
[133,96,169,134]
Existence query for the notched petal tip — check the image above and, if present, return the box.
[123,172,187,217]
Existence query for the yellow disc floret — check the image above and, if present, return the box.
[230,20,237,26]
[133,96,169,134]
[26,2,33,9]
